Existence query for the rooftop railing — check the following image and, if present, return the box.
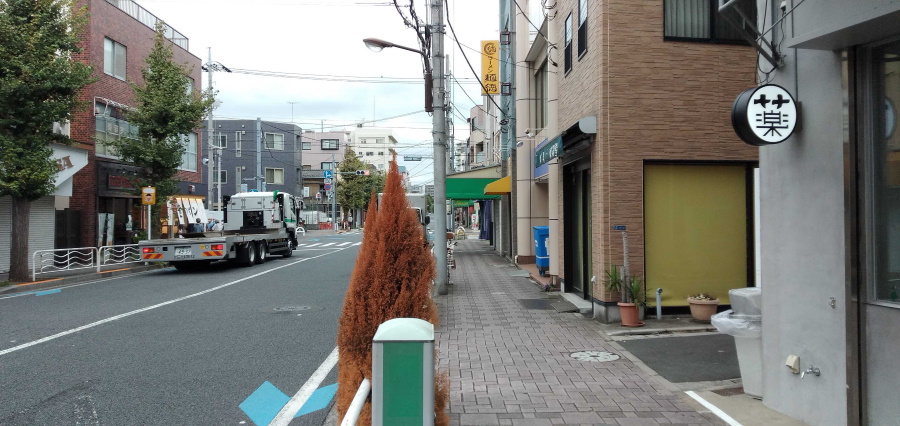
[105,0,189,50]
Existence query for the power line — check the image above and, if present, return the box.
[443,1,503,113]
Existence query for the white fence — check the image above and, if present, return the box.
[32,244,145,282]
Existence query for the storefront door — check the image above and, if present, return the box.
[564,159,592,299]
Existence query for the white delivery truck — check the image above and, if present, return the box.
[139,191,303,271]
[378,192,431,246]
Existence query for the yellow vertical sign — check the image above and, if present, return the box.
[142,186,157,205]
[480,40,500,95]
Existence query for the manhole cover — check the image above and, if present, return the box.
[570,351,620,362]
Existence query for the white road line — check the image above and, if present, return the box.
[0,246,355,357]
[269,346,339,426]
[336,242,352,247]
[319,242,336,247]
[684,391,742,426]
[353,242,362,246]
[0,269,170,302]
[304,243,321,247]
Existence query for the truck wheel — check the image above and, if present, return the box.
[256,241,267,264]
[282,239,294,258]
[241,242,256,266]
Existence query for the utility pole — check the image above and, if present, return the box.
[257,117,265,192]
[432,0,449,295]
[331,153,337,232]
[206,48,215,210]
[289,102,304,207]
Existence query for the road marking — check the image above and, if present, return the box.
[685,391,742,426]
[35,289,62,296]
[336,242,352,247]
[269,346,339,426]
[353,242,362,246]
[0,248,354,357]
[319,243,335,247]
[0,269,170,302]
[304,243,321,248]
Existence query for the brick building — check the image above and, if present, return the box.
[65,0,203,247]
[504,0,758,321]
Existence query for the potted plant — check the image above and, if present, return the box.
[619,276,646,327]
[687,292,719,322]
[606,265,645,327]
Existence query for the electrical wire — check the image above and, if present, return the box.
[443,1,503,113]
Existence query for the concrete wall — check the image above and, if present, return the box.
[759,48,847,425]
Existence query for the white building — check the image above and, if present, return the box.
[348,128,398,172]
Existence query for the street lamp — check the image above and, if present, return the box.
[363,14,448,295]
[362,38,433,113]
[202,48,231,210]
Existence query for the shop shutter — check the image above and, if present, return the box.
[0,196,56,274]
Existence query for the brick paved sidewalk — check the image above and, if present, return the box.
[435,239,720,426]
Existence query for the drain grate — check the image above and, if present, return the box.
[570,351,620,362]
[519,299,554,310]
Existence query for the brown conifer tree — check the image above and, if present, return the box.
[336,158,447,425]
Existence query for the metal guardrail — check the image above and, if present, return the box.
[340,378,371,426]
[32,244,146,281]
[32,247,98,282]
[98,244,142,270]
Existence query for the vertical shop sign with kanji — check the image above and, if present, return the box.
[481,40,500,95]
[732,84,799,146]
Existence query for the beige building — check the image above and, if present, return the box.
[510,0,759,321]
[348,128,398,172]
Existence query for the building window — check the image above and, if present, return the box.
[663,0,754,43]
[265,132,284,150]
[360,138,367,144]
[321,162,337,170]
[265,168,284,185]
[179,133,198,171]
[366,152,374,156]
[322,139,339,150]
[104,38,126,80]
[375,138,384,144]
[378,151,384,155]
[235,131,242,157]
[302,141,312,150]
[534,61,548,130]
[377,164,384,170]
[216,170,227,184]
[216,133,227,148]
[302,165,312,170]
[564,14,573,74]
[861,39,900,305]
[577,0,587,57]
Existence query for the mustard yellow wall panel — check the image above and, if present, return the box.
[644,164,748,306]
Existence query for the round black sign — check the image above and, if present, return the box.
[732,84,798,146]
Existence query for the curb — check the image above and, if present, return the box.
[0,264,171,295]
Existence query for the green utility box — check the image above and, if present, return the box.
[372,318,435,426]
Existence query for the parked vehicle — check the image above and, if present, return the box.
[139,191,303,271]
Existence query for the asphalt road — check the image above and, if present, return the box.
[0,231,363,425]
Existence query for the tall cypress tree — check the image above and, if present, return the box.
[0,0,94,281]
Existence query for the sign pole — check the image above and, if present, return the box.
[147,205,151,240]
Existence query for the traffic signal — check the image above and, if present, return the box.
[355,170,370,176]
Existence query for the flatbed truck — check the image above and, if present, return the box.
[139,191,303,271]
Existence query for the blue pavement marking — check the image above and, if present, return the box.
[35,289,62,296]
[239,381,290,426]
[239,382,337,425]
[295,383,337,416]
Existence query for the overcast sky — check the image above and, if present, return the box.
[138,0,500,185]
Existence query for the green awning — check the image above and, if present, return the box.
[446,178,501,200]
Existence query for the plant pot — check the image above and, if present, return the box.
[618,302,644,327]
[688,298,720,322]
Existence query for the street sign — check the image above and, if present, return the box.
[324,183,332,191]
[613,225,626,231]
[404,156,423,161]
[315,192,322,200]
[141,187,156,205]
[323,170,333,179]
[324,178,333,184]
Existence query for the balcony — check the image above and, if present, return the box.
[105,0,188,50]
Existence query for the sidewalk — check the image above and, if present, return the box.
[436,238,799,426]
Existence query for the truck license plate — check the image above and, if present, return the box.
[175,246,192,256]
